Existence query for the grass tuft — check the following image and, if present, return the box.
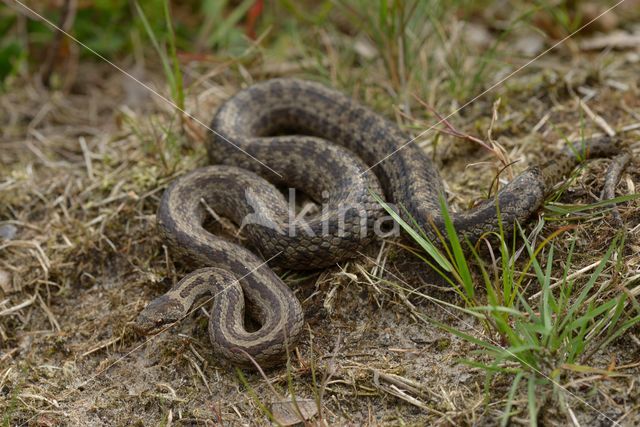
[377,193,640,423]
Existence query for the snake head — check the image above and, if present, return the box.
[134,295,185,335]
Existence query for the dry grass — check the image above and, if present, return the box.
[2,3,640,426]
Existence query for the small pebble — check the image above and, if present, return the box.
[0,269,12,293]
[0,224,18,240]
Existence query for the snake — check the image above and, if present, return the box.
[135,78,626,367]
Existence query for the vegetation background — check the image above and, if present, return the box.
[1,0,639,425]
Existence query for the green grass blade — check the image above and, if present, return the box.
[163,0,184,111]
[592,314,640,353]
[541,244,555,337]
[372,192,452,272]
[208,0,255,47]
[544,193,640,215]
[439,195,474,298]
[501,371,524,427]
[527,375,537,427]
[471,305,527,317]
[429,317,502,353]
[135,1,176,100]
[235,368,280,425]
[559,237,618,330]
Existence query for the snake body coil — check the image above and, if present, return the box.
[136,79,622,366]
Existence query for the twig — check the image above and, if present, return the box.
[40,0,77,87]
[78,136,94,180]
[412,94,495,153]
[578,99,616,137]
[528,261,600,300]
[0,294,37,316]
[81,335,124,357]
[600,151,632,226]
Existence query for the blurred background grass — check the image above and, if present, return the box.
[1,0,634,98]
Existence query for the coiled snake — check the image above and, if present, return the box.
[135,78,626,366]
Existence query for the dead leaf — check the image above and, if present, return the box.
[271,398,318,426]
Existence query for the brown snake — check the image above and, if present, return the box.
[135,78,627,367]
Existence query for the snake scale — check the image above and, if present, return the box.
[135,78,624,367]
